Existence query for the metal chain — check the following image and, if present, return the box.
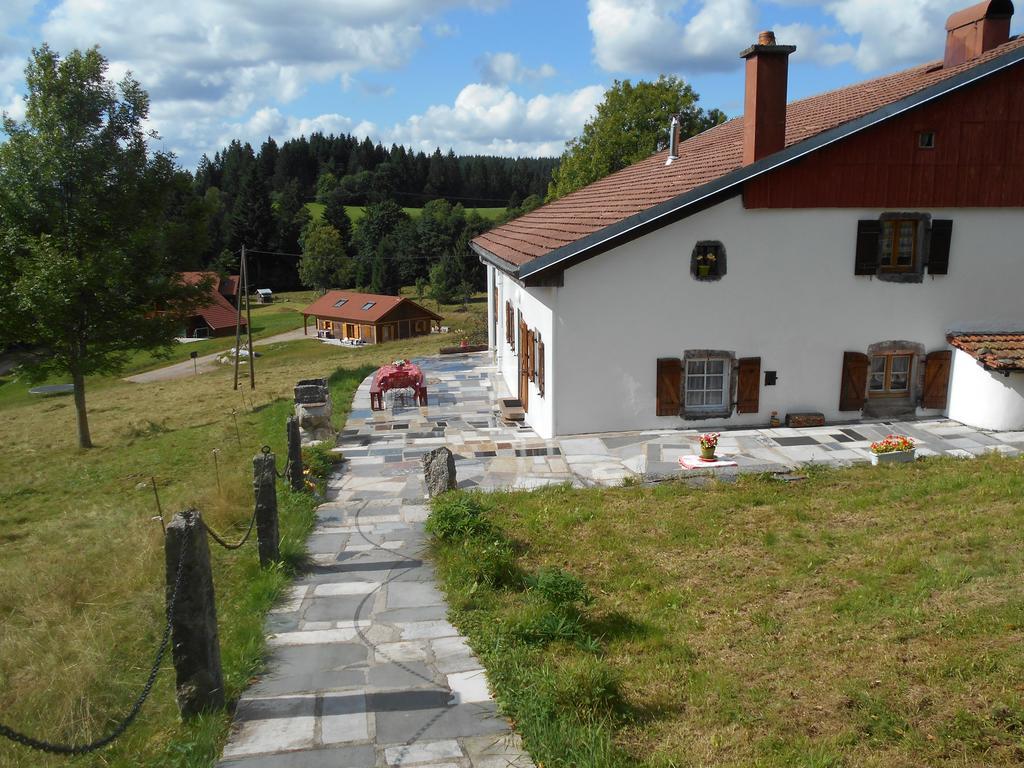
[203,508,258,550]
[0,525,192,755]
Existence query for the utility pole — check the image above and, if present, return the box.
[232,245,244,391]
[243,246,256,390]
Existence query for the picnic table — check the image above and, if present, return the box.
[370,360,428,410]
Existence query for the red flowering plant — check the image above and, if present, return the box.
[698,432,721,450]
[870,434,916,455]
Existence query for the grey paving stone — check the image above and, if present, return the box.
[367,661,439,691]
[376,605,450,623]
[305,533,349,555]
[372,694,508,743]
[303,595,376,623]
[249,643,368,697]
[217,744,376,767]
[386,582,445,609]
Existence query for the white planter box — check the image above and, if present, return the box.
[870,449,916,465]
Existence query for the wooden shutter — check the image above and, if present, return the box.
[839,351,869,411]
[736,357,761,414]
[921,350,952,409]
[538,340,545,396]
[656,358,682,416]
[527,330,535,380]
[855,220,881,275]
[927,220,953,275]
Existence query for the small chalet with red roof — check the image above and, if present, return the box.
[302,291,442,345]
[472,1,1024,439]
[178,272,245,339]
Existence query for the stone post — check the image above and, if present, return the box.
[164,509,224,717]
[253,450,280,566]
[422,446,457,498]
[286,416,304,493]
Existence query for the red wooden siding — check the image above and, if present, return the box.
[743,63,1024,209]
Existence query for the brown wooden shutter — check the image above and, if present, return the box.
[527,330,535,380]
[927,220,953,275]
[839,351,869,411]
[538,340,545,396]
[921,350,952,409]
[736,357,761,414]
[656,358,681,416]
[855,220,881,275]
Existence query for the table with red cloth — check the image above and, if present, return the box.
[370,360,427,410]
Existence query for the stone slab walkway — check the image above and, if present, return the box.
[218,355,541,767]
[218,352,1023,766]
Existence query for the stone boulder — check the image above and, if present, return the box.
[422,447,457,498]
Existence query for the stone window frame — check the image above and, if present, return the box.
[690,240,727,282]
[863,340,926,415]
[876,212,931,284]
[681,349,737,420]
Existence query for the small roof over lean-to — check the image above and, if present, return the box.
[302,290,442,324]
[948,333,1024,371]
[472,35,1024,282]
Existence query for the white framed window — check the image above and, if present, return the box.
[685,358,728,411]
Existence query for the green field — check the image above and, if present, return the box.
[0,292,489,767]
[305,202,506,223]
[431,459,1024,768]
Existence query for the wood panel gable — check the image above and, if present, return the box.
[743,63,1024,209]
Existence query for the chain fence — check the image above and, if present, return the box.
[0,525,191,755]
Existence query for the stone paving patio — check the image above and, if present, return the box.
[218,352,1023,766]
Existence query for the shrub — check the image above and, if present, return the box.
[529,567,592,608]
[426,493,492,541]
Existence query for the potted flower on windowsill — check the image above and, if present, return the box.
[696,251,717,278]
[869,434,916,465]
[698,432,720,461]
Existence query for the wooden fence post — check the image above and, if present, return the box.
[286,416,304,493]
[164,509,224,717]
[253,450,280,566]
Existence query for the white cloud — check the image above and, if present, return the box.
[219,107,377,151]
[477,52,556,84]
[588,0,757,73]
[773,22,856,67]
[0,0,497,161]
[382,82,605,156]
[824,0,970,71]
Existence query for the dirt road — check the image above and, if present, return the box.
[124,328,310,384]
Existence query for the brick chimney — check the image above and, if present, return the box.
[944,1,1014,68]
[740,31,797,165]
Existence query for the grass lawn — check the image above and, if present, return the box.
[305,202,506,223]
[0,293,488,767]
[430,458,1024,768]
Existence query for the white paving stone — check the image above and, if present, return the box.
[399,620,460,640]
[344,541,404,552]
[447,669,492,703]
[321,692,370,744]
[268,624,368,647]
[374,640,429,662]
[220,697,315,758]
[384,739,463,765]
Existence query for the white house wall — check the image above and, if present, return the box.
[492,266,556,439]
[545,196,1024,435]
[948,350,1024,431]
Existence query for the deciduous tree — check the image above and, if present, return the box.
[298,220,349,293]
[548,75,726,200]
[0,46,206,447]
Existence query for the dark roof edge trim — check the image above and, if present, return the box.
[517,43,1024,281]
[470,241,522,278]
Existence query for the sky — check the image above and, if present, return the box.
[2,1,1021,171]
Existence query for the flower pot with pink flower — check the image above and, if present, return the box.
[698,432,720,461]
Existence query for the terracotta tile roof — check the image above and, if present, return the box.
[178,272,245,331]
[302,290,442,323]
[948,333,1024,371]
[474,36,1024,269]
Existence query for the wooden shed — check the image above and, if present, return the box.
[302,291,442,345]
